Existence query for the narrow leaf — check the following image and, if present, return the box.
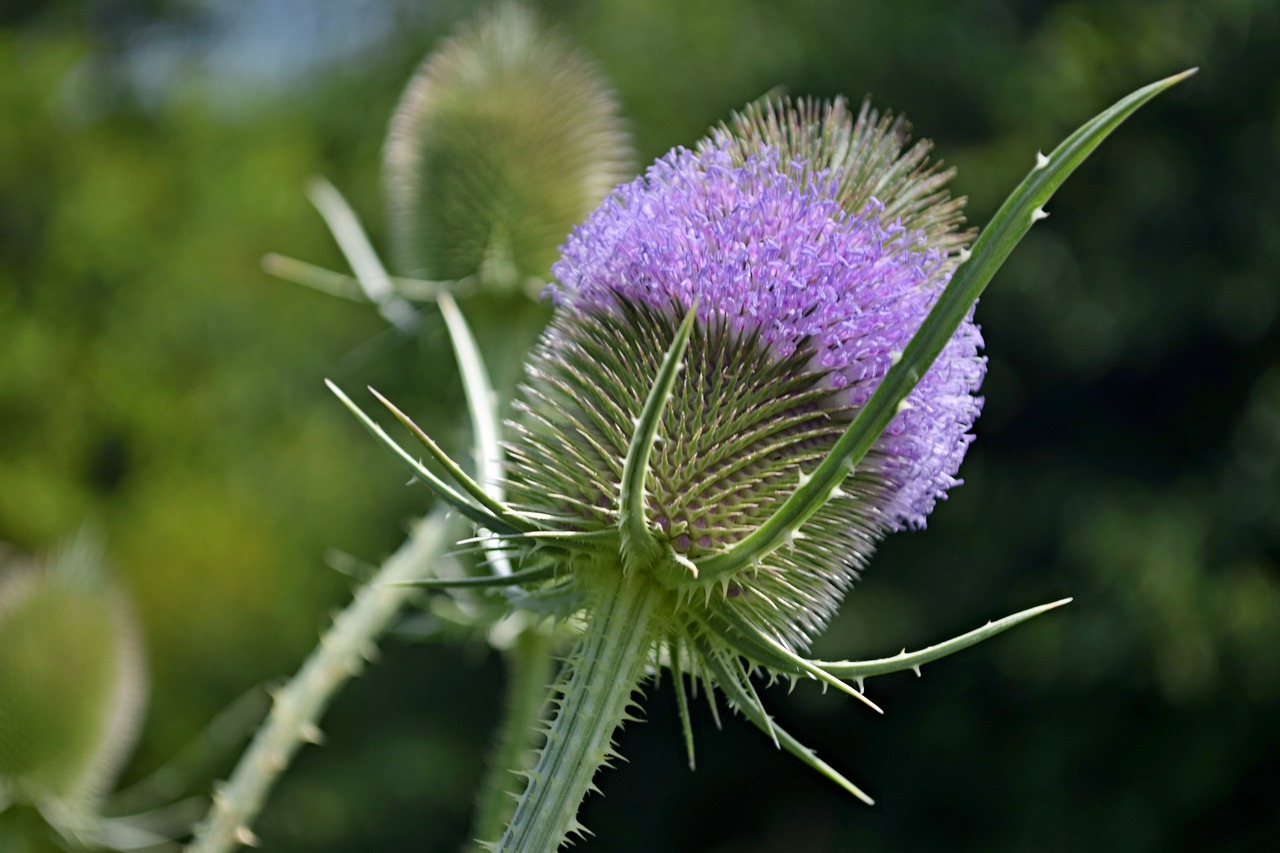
[707,601,883,715]
[669,638,698,770]
[368,387,534,537]
[435,292,513,576]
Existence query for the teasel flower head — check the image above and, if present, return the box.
[506,97,984,650]
[335,72,1192,849]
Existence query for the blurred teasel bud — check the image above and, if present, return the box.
[0,532,146,818]
[383,1,632,293]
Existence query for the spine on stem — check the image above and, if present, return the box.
[489,569,662,852]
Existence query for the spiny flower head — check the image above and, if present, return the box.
[337,72,1188,844]
[504,97,984,649]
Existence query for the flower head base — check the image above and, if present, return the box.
[506,98,984,647]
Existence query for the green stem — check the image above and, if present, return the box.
[185,508,457,853]
[469,626,556,847]
[490,571,661,852]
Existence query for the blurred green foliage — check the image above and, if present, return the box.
[1,1,1277,851]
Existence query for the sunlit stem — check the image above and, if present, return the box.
[107,688,268,817]
[186,508,459,853]
[261,253,455,303]
[305,176,419,333]
[261,177,556,853]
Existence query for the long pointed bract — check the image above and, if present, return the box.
[698,641,874,805]
[706,601,883,714]
[367,388,535,536]
[327,380,518,534]
[693,69,1197,583]
[436,291,514,576]
[817,598,1073,678]
[618,303,699,571]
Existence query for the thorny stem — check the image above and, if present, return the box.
[185,508,458,853]
[489,570,662,852]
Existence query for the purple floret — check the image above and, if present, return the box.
[547,138,985,531]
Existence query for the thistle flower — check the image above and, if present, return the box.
[332,71,1192,851]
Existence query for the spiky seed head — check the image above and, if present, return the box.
[0,533,146,814]
[503,96,985,651]
[383,1,632,291]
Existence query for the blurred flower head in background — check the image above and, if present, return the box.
[0,533,145,824]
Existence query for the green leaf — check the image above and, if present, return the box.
[367,387,535,538]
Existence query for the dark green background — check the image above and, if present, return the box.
[1,1,1277,850]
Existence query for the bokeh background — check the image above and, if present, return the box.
[2,0,1278,850]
